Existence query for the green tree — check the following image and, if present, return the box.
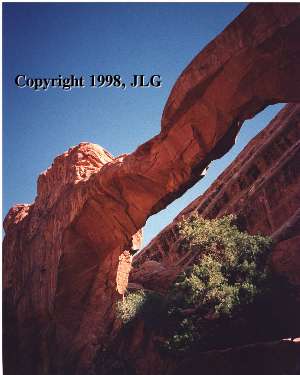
[116,215,275,353]
[165,214,273,352]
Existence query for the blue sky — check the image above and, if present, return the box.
[3,3,284,245]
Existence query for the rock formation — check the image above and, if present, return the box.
[116,251,133,296]
[102,103,300,375]
[3,3,300,375]
[132,103,300,291]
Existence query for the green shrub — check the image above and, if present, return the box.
[116,289,166,326]
[165,214,273,352]
[116,291,147,323]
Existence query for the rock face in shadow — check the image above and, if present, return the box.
[3,4,300,375]
[171,340,300,375]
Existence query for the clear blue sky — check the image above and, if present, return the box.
[3,3,284,245]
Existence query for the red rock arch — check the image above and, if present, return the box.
[3,4,300,375]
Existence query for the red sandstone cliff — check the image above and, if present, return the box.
[3,4,300,375]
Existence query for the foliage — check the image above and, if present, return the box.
[116,290,165,326]
[116,215,274,354]
[116,291,147,324]
[165,214,273,352]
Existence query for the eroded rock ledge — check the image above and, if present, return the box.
[3,4,300,375]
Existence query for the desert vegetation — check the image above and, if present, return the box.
[116,215,275,352]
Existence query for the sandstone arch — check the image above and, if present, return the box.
[3,3,300,375]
